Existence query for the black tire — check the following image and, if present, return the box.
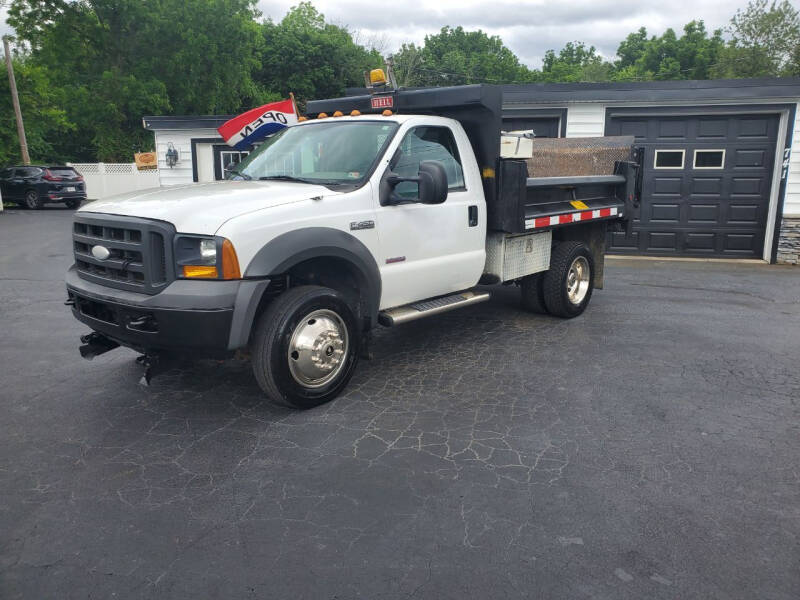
[520,272,548,314]
[251,285,360,409]
[65,198,81,209]
[542,241,594,318]
[24,190,42,210]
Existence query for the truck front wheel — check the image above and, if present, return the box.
[542,241,594,318]
[251,285,360,409]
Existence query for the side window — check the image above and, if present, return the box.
[654,149,685,169]
[693,149,725,169]
[19,167,40,178]
[391,126,465,199]
[0,168,12,178]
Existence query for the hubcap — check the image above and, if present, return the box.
[287,309,348,389]
[566,256,590,305]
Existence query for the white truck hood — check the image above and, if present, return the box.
[79,180,338,234]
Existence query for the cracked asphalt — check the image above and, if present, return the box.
[1,207,799,599]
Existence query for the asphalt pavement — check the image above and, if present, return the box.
[1,206,799,599]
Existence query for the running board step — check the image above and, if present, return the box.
[378,290,490,326]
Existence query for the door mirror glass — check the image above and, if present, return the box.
[384,160,448,205]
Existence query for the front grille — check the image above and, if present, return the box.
[72,214,176,294]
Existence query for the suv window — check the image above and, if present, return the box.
[19,167,42,178]
[48,167,78,178]
[391,126,465,199]
[0,168,13,178]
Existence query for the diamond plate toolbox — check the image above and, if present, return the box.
[484,230,551,282]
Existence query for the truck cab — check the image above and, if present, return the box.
[67,83,640,408]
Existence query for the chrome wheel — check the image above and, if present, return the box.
[566,256,590,305]
[287,309,349,389]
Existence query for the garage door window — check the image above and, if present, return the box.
[693,149,725,169]
[654,149,685,169]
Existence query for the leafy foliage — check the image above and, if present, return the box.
[6,0,265,161]
[257,3,383,104]
[713,0,800,77]
[392,26,535,86]
[610,21,725,81]
[540,42,610,82]
[0,54,73,165]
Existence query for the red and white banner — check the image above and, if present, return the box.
[217,98,298,150]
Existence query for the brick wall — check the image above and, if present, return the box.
[777,216,800,264]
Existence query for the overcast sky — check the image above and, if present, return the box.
[253,0,769,66]
[2,1,799,67]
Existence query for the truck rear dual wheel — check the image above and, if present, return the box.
[520,272,548,314]
[521,241,594,318]
[251,285,360,409]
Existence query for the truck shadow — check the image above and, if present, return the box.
[129,283,559,418]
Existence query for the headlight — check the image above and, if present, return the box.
[200,239,217,261]
[174,235,241,280]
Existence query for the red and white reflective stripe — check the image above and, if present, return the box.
[525,206,618,230]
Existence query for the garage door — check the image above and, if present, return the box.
[606,113,779,257]
[502,116,560,138]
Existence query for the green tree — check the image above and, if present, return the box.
[0,51,73,165]
[540,42,611,82]
[613,21,724,81]
[616,28,649,70]
[392,26,536,87]
[713,0,800,77]
[7,0,266,160]
[256,2,383,103]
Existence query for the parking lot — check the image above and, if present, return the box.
[1,206,799,599]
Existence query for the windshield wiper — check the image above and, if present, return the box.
[258,175,316,184]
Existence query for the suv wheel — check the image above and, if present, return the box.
[24,190,42,210]
[251,285,360,409]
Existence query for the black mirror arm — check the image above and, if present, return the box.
[386,174,420,186]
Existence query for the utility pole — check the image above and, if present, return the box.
[3,36,30,165]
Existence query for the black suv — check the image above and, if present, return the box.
[0,165,87,209]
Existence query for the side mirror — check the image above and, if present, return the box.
[384,160,448,205]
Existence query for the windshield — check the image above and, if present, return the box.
[233,120,399,186]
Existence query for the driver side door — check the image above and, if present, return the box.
[373,124,485,309]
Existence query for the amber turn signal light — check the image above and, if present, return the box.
[183,265,218,278]
[221,239,241,279]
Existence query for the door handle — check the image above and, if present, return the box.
[468,205,478,227]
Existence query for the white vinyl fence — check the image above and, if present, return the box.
[68,163,161,200]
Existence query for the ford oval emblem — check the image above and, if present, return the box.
[92,245,111,260]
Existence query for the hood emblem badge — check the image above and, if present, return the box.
[92,245,111,260]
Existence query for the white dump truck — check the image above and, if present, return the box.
[67,76,641,408]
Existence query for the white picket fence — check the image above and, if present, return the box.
[68,163,161,200]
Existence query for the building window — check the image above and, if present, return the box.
[654,149,685,169]
[220,150,248,174]
[693,149,725,169]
